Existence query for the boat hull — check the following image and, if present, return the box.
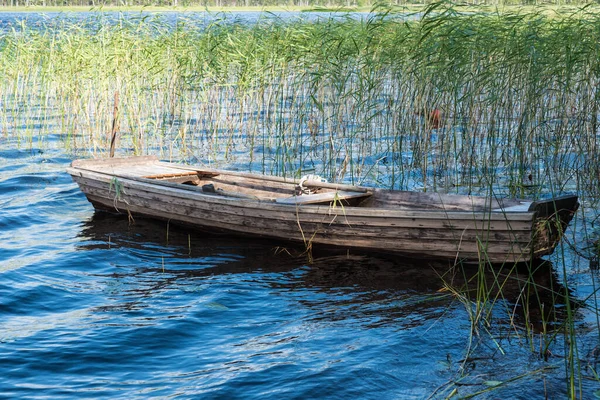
[67,156,579,263]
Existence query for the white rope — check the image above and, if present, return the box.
[297,174,327,195]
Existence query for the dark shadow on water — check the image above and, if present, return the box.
[77,211,303,274]
[77,212,577,333]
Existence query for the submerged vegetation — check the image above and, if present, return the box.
[2,4,600,396]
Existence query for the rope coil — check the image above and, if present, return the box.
[296,174,327,195]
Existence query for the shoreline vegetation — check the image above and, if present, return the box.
[2,3,599,198]
[2,0,600,11]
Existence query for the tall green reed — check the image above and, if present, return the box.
[2,8,599,200]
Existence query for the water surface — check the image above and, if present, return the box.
[1,140,598,398]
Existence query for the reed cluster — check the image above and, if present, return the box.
[0,0,594,8]
[3,6,600,201]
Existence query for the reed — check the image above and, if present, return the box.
[2,7,600,198]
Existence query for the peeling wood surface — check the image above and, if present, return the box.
[275,191,371,205]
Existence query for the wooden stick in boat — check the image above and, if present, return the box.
[165,163,372,193]
[109,91,119,158]
[301,180,372,194]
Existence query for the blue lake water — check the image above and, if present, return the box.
[1,138,599,399]
[1,145,457,399]
[0,10,369,32]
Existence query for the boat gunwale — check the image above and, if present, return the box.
[67,165,538,222]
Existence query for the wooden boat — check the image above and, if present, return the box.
[67,156,579,263]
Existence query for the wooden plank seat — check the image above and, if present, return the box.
[276,190,372,205]
[492,202,531,212]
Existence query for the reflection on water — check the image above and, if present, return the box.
[0,148,592,398]
[79,212,573,334]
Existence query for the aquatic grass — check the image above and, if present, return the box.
[436,257,590,397]
[3,8,599,197]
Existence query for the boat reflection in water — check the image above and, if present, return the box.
[77,212,575,334]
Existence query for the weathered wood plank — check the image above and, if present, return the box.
[70,171,535,226]
[164,162,298,185]
[198,177,295,197]
[72,155,158,168]
[365,189,525,211]
[293,179,371,193]
[78,177,535,262]
[492,202,531,212]
[72,160,530,213]
[83,191,532,263]
[73,173,534,230]
[144,171,200,179]
[68,156,578,263]
[84,190,528,247]
[73,157,525,209]
[74,177,534,239]
[276,191,371,205]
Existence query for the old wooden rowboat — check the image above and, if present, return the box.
[67,156,579,263]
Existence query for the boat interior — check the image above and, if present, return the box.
[72,157,536,212]
[144,168,372,206]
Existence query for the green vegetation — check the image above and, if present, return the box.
[0,0,598,9]
[2,5,599,197]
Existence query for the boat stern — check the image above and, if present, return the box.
[530,195,579,258]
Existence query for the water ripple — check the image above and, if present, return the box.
[0,148,588,399]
